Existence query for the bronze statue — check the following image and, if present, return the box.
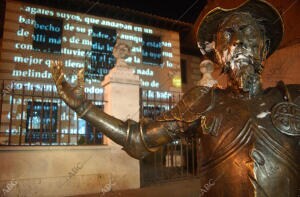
[51,0,300,196]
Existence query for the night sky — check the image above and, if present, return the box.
[94,0,207,23]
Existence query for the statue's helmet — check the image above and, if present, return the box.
[196,0,284,60]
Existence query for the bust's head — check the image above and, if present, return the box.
[113,42,131,60]
[200,59,214,75]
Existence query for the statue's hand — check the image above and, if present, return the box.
[51,61,86,110]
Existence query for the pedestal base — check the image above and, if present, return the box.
[101,66,141,190]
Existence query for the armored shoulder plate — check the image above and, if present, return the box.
[156,86,214,123]
[271,81,300,136]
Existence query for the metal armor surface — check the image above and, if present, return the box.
[147,81,300,196]
[271,102,300,136]
[170,82,300,196]
[156,86,212,123]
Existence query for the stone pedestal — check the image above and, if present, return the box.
[101,66,140,190]
[102,66,140,123]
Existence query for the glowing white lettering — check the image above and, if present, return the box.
[13,56,43,65]
[12,69,52,79]
[162,51,173,57]
[135,68,154,76]
[18,15,34,25]
[56,12,82,22]
[120,34,142,43]
[24,6,54,16]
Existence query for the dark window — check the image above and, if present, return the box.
[180,59,187,84]
[84,121,104,144]
[87,26,116,81]
[77,105,104,145]
[25,101,58,144]
[142,34,162,66]
[32,15,62,53]
[0,0,5,38]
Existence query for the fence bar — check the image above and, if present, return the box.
[8,83,15,145]
[196,138,200,176]
[154,151,157,179]
[186,142,189,176]
[68,107,71,145]
[192,139,195,176]
[29,87,35,146]
[160,146,164,180]
[180,140,184,176]
[49,86,54,145]
[0,80,4,128]
[58,99,62,145]
[139,88,143,119]
[39,86,45,145]
[76,115,79,145]
[93,126,96,144]
[19,85,25,145]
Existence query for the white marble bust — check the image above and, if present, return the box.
[197,59,218,87]
[113,42,131,68]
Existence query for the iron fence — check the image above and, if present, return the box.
[139,89,200,186]
[0,79,200,184]
[0,79,104,146]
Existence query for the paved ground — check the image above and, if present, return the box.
[72,178,202,197]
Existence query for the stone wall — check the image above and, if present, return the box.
[0,146,128,196]
[262,42,300,88]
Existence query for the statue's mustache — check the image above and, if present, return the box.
[222,47,263,74]
[227,47,253,63]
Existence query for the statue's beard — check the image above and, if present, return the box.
[221,47,263,95]
[227,62,259,92]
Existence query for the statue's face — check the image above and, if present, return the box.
[113,43,130,59]
[215,13,266,93]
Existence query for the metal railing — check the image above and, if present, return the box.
[0,79,200,184]
[0,80,104,146]
[139,88,200,186]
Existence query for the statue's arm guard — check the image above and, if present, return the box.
[75,86,213,159]
[76,101,180,159]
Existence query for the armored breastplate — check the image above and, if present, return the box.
[187,84,300,197]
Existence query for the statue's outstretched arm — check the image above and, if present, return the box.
[51,62,212,159]
[51,62,180,159]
